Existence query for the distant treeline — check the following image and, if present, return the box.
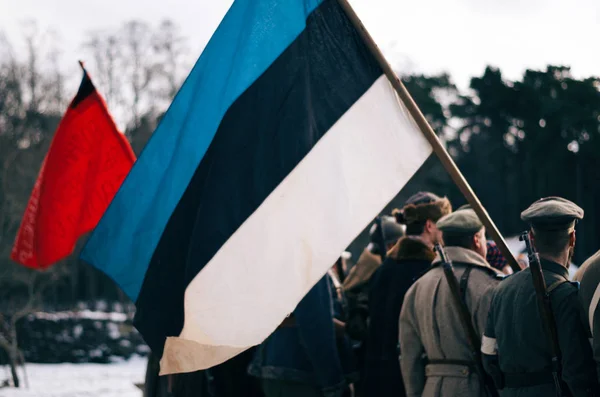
[1,20,599,304]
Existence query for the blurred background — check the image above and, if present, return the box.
[0,0,599,395]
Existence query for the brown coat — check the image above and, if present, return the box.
[399,246,502,397]
[343,248,381,292]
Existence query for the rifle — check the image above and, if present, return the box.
[434,244,500,397]
[334,257,346,284]
[374,216,387,261]
[520,231,564,397]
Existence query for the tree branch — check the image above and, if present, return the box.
[0,149,20,246]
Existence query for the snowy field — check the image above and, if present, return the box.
[1,356,147,397]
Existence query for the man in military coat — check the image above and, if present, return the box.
[399,206,503,397]
[482,197,599,397]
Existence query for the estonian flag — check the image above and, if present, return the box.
[81,0,432,374]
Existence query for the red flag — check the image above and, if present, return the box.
[11,68,136,269]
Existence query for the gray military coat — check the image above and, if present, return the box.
[399,246,502,397]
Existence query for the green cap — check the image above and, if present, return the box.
[521,197,583,231]
[436,208,483,235]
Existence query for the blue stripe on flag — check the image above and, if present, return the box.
[81,0,324,301]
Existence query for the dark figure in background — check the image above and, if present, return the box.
[328,264,359,397]
[248,275,357,397]
[210,350,264,397]
[343,216,405,341]
[343,216,406,301]
[342,216,405,395]
[363,192,452,397]
[482,197,599,397]
[142,350,263,397]
[143,352,211,397]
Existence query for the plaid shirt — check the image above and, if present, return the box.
[486,240,508,271]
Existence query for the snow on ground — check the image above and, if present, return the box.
[31,311,129,322]
[1,356,147,397]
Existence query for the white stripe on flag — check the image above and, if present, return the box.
[160,75,432,374]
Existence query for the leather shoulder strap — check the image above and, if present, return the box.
[547,279,568,294]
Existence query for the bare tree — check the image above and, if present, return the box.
[21,20,42,114]
[0,32,27,257]
[152,19,189,102]
[83,19,190,131]
[120,20,157,129]
[42,29,66,114]
[16,21,64,146]
[83,30,124,111]
[0,263,69,388]
[0,32,26,142]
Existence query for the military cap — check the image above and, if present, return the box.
[436,208,483,235]
[521,197,583,231]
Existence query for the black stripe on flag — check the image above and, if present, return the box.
[71,72,96,109]
[134,0,382,354]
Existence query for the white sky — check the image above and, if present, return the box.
[0,0,598,91]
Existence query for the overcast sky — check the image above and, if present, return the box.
[0,0,598,91]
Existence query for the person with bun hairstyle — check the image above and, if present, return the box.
[362,192,452,397]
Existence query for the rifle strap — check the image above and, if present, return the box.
[547,279,568,294]
[460,266,473,304]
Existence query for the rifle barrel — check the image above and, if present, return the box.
[520,232,563,397]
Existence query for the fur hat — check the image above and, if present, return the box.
[393,192,452,225]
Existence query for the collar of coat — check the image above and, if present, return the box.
[432,246,498,273]
[540,258,570,280]
[390,236,436,263]
[342,248,382,291]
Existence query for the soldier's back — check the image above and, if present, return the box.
[491,264,567,369]
[487,259,594,396]
[400,246,502,397]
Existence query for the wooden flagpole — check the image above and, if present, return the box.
[336,0,521,272]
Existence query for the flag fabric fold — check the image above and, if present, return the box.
[81,0,432,374]
[11,70,136,269]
